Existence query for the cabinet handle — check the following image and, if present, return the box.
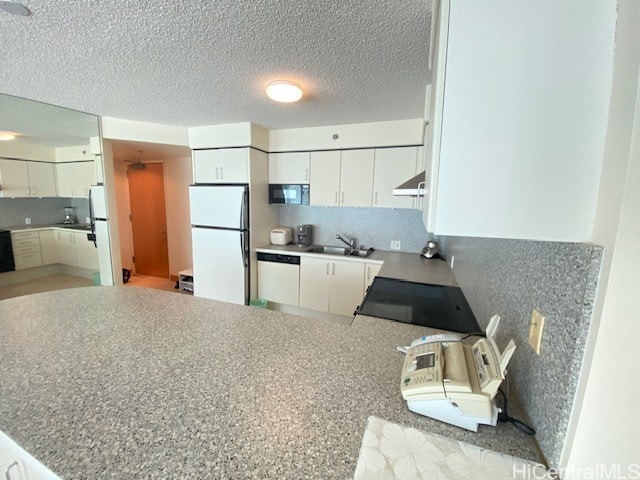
[215,167,219,180]
[305,168,308,181]
[31,187,35,195]
[367,266,371,280]
[341,191,344,203]
[374,192,378,204]
[332,263,336,276]
[326,263,330,275]
[220,167,224,179]
[71,186,75,197]
[334,191,338,204]
[5,460,19,479]
[417,181,426,210]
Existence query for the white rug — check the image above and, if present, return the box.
[354,416,551,480]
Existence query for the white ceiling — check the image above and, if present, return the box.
[0,0,432,130]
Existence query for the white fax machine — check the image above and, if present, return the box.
[400,315,516,431]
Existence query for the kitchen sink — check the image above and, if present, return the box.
[311,245,350,255]
[310,246,374,258]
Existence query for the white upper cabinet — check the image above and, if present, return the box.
[340,149,374,207]
[27,162,57,197]
[310,151,341,206]
[372,147,417,209]
[424,0,615,241]
[193,148,248,183]
[268,152,310,183]
[56,162,96,198]
[0,159,30,197]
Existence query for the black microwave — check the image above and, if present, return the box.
[268,184,310,205]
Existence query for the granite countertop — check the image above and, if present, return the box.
[256,245,457,286]
[0,287,539,479]
[3,223,92,233]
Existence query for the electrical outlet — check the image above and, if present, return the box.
[390,240,401,250]
[25,217,31,225]
[528,308,545,354]
[450,255,455,269]
[85,217,91,224]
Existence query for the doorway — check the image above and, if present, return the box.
[127,163,170,278]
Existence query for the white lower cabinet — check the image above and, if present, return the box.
[39,228,98,270]
[10,231,43,270]
[74,232,98,270]
[257,260,300,306]
[0,431,61,480]
[364,262,382,291]
[56,230,77,267]
[39,230,59,265]
[299,256,364,316]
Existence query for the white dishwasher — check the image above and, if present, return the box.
[257,253,300,306]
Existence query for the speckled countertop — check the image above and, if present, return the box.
[0,287,539,479]
[257,245,457,286]
[2,223,92,233]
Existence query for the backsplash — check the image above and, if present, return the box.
[279,205,429,253]
[0,197,90,228]
[442,236,602,468]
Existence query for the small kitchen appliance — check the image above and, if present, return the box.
[63,206,77,224]
[270,227,293,245]
[268,184,310,204]
[422,240,439,259]
[295,224,312,247]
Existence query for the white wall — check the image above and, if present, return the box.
[562,0,640,474]
[0,141,55,161]
[162,156,192,276]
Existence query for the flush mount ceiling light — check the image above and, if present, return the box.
[0,1,31,16]
[265,80,303,103]
[0,132,17,141]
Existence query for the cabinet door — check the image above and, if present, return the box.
[0,159,30,197]
[299,256,331,312]
[310,151,341,206]
[193,149,248,183]
[75,232,98,270]
[40,230,60,265]
[329,260,365,316]
[56,230,77,266]
[55,163,75,197]
[27,161,57,197]
[257,261,300,306]
[364,262,382,292]
[75,162,96,197]
[373,147,417,208]
[340,149,374,207]
[268,152,310,183]
[1,431,61,480]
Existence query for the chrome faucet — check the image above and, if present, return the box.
[336,233,357,248]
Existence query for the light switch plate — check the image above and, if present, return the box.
[528,308,545,354]
[390,240,401,250]
[25,217,31,225]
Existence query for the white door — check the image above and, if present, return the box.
[364,263,382,291]
[373,147,417,208]
[330,260,365,316]
[310,151,341,206]
[340,149,374,207]
[189,186,247,229]
[299,256,331,312]
[56,163,75,197]
[75,232,99,270]
[192,227,247,305]
[268,152,310,183]
[257,261,300,306]
[40,230,60,265]
[75,162,97,197]
[27,161,57,197]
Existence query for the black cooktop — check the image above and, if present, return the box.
[356,277,482,334]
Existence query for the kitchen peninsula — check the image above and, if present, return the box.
[0,287,540,479]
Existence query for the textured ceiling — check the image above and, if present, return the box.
[0,0,432,129]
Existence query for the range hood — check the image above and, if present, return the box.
[393,172,426,197]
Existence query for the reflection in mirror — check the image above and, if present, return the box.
[0,93,105,296]
[0,93,102,225]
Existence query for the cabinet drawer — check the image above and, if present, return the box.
[14,252,44,270]
[11,237,41,249]
[11,231,40,240]
[12,245,42,255]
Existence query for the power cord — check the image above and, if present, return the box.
[496,388,536,436]
[460,332,486,339]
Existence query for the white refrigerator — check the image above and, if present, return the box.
[190,185,250,305]
[89,185,114,285]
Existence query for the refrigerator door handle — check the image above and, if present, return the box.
[240,188,248,230]
[240,231,248,268]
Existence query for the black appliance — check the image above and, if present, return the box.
[0,230,16,273]
[356,277,481,334]
[268,184,310,205]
